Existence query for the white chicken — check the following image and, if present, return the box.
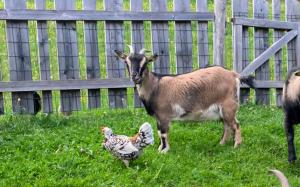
[101,122,154,167]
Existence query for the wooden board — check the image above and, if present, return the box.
[197,0,209,68]
[0,70,3,114]
[83,0,101,109]
[213,0,226,66]
[5,0,35,114]
[233,0,250,103]
[0,79,134,92]
[254,0,270,105]
[151,0,170,74]
[286,0,300,71]
[0,10,214,21]
[241,30,297,76]
[174,0,193,74]
[232,17,298,30]
[35,0,52,113]
[55,0,81,114]
[273,0,284,106]
[105,0,127,108]
[131,0,144,108]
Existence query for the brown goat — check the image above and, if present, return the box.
[115,46,254,153]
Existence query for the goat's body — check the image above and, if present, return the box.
[282,70,300,162]
[137,66,243,152]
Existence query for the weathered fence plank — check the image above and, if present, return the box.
[197,0,209,68]
[0,71,3,114]
[241,30,297,76]
[233,0,250,103]
[254,0,270,104]
[174,0,193,74]
[55,0,81,114]
[273,0,284,106]
[151,0,170,74]
[0,92,3,114]
[233,24,243,71]
[35,0,52,113]
[0,79,285,92]
[0,79,134,92]
[105,0,127,108]
[214,0,226,66]
[5,0,35,114]
[0,10,214,21]
[231,17,298,30]
[131,0,144,108]
[83,0,101,109]
[286,0,300,71]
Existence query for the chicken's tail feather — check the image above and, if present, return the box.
[138,122,154,148]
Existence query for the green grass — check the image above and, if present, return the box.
[0,105,299,186]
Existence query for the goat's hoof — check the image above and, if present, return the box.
[159,148,169,154]
[234,142,242,148]
[288,157,297,163]
[219,140,226,145]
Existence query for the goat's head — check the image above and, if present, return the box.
[114,45,158,84]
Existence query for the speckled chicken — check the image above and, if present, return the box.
[101,122,154,167]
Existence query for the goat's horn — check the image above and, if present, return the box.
[127,45,134,54]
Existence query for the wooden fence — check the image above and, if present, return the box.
[0,0,299,115]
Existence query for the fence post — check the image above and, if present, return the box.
[151,0,170,74]
[213,0,226,66]
[0,56,3,114]
[254,0,270,105]
[131,0,144,108]
[197,0,209,68]
[105,0,127,109]
[273,0,284,106]
[55,0,81,114]
[35,0,53,113]
[83,0,101,109]
[233,0,250,104]
[174,0,193,74]
[286,0,300,71]
[4,0,35,114]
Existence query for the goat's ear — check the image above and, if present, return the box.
[295,71,300,76]
[114,50,127,60]
[146,53,158,63]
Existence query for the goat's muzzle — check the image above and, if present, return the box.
[132,74,143,84]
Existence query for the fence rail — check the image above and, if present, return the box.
[0,9,214,21]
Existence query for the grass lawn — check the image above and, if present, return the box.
[0,104,299,186]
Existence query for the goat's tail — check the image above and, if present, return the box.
[269,169,290,187]
[239,75,255,88]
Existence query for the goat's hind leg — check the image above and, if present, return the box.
[220,120,232,145]
[221,101,242,148]
[285,116,297,163]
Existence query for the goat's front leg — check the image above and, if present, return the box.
[284,117,297,163]
[157,120,170,153]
